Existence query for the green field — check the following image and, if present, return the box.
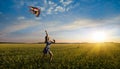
[0,43,120,69]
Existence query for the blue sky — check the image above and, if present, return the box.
[0,0,120,43]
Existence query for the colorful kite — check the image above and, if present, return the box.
[29,6,40,17]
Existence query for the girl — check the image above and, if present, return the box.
[42,30,55,63]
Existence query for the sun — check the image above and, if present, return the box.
[91,31,107,42]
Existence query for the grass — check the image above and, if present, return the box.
[0,43,120,69]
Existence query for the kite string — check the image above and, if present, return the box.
[40,21,47,43]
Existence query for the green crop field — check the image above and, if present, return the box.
[0,43,120,69]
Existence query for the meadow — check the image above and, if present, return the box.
[0,43,120,69]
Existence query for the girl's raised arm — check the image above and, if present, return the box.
[45,30,48,36]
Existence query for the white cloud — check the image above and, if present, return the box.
[40,6,46,11]
[13,0,75,16]
[3,15,120,36]
[103,15,120,24]
[35,17,42,20]
[1,20,40,35]
[54,6,65,12]
[45,15,120,32]
[48,1,54,5]
[14,0,39,8]
[46,1,57,14]
[44,0,47,5]
[48,1,57,7]
[26,1,38,6]
[53,0,74,13]
[65,20,98,29]
[66,3,80,11]
[1,15,120,43]
[17,16,25,20]
[47,7,54,14]
[47,19,99,32]
[60,0,64,3]
[42,0,73,15]
[60,0,73,7]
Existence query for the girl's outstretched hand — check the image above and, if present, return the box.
[53,39,55,43]
[45,30,47,32]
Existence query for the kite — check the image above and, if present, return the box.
[29,6,40,17]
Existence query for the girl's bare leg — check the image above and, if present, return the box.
[49,51,53,63]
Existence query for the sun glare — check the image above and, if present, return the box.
[91,31,107,42]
